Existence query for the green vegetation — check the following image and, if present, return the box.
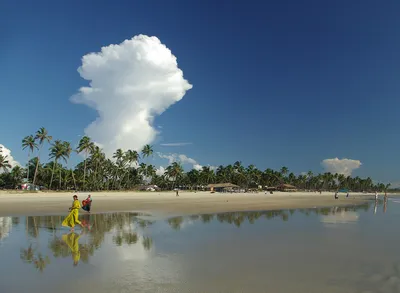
[0,127,392,192]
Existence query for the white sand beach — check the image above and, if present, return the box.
[0,190,376,217]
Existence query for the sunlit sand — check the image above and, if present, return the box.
[0,190,375,217]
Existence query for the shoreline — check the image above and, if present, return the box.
[0,191,381,217]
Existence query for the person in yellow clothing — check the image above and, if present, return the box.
[62,195,84,232]
[62,232,81,266]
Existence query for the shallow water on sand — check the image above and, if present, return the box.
[0,199,399,293]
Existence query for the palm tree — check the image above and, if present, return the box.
[10,166,24,187]
[49,140,67,189]
[77,136,93,190]
[165,162,184,189]
[89,145,106,190]
[186,169,200,190]
[124,150,139,188]
[141,144,153,163]
[0,154,12,173]
[33,127,52,186]
[22,135,38,183]
[112,149,125,189]
[63,141,77,190]
[199,166,215,186]
[280,166,289,178]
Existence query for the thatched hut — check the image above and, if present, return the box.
[276,184,297,192]
[207,183,239,193]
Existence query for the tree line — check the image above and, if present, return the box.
[0,127,391,192]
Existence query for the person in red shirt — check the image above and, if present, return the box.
[82,195,92,213]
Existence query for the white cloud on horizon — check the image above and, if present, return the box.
[321,158,362,176]
[160,142,192,147]
[0,144,21,170]
[71,34,193,158]
[156,166,166,176]
[156,152,215,172]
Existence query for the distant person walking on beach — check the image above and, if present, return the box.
[62,195,84,232]
[375,192,378,200]
[334,192,338,199]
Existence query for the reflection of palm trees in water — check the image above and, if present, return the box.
[19,213,155,270]
[383,197,388,213]
[20,216,52,272]
[166,203,374,229]
[168,216,184,230]
[20,245,51,273]
[0,217,12,240]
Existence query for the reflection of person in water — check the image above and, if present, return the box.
[62,232,82,266]
[374,200,378,214]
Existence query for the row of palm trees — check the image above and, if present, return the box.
[0,127,392,192]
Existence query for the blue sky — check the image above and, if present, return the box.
[1,0,400,184]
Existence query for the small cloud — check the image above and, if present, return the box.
[157,153,176,164]
[193,164,202,171]
[156,166,166,176]
[0,144,21,170]
[160,142,192,147]
[177,154,197,165]
[321,158,362,176]
[157,152,212,171]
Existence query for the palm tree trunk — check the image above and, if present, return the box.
[94,161,99,190]
[33,144,43,186]
[83,151,88,190]
[33,216,38,238]
[112,169,119,190]
[26,151,30,183]
[71,169,77,191]
[49,159,57,189]
[59,168,62,190]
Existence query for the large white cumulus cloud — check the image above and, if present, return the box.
[0,144,20,170]
[321,158,362,176]
[71,35,193,157]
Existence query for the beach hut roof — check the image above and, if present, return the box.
[207,183,239,188]
[278,183,297,189]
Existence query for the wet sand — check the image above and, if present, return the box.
[0,191,374,217]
